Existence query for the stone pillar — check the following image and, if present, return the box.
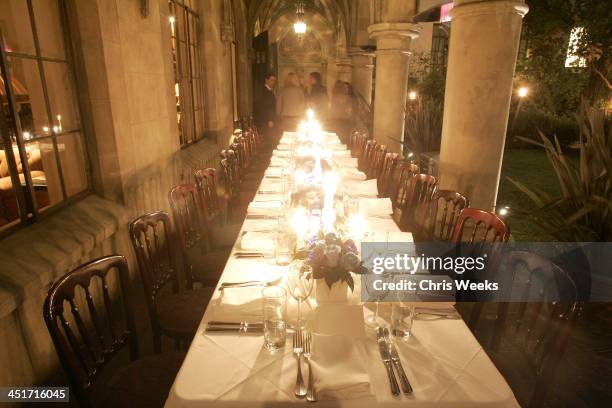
[349,47,374,105]
[438,0,528,211]
[335,57,353,83]
[368,23,419,153]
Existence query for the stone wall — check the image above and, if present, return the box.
[0,0,247,388]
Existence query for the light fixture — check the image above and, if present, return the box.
[517,87,528,98]
[293,2,306,34]
[408,90,418,100]
[498,206,510,217]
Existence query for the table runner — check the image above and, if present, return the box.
[165,131,518,408]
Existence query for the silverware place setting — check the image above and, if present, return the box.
[218,277,282,290]
[377,327,413,397]
[205,321,263,333]
[293,329,317,402]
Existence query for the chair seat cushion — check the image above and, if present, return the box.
[101,351,185,408]
[157,288,214,337]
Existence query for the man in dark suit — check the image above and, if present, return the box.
[254,73,277,147]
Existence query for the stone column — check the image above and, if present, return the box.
[368,22,419,153]
[438,0,528,211]
[335,57,353,83]
[349,47,374,105]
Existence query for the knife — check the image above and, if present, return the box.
[205,325,263,333]
[377,328,400,396]
[384,329,413,394]
[207,321,263,327]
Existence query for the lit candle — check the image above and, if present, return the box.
[56,115,62,132]
[291,207,309,247]
[42,126,50,135]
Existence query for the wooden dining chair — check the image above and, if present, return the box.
[194,168,242,248]
[366,144,387,179]
[423,190,470,241]
[350,130,367,158]
[450,208,510,243]
[168,184,230,286]
[129,211,214,352]
[390,162,419,211]
[468,251,579,407]
[43,255,185,408]
[358,140,377,172]
[394,173,437,232]
[219,153,247,220]
[377,152,399,198]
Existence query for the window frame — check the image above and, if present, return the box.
[169,0,206,146]
[0,0,92,237]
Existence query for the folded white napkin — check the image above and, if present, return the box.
[273,150,291,157]
[346,178,378,197]
[253,193,284,202]
[258,179,284,192]
[335,157,358,168]
[240,231,275,252]
[359,198,392,216]
[310,334,372,400]
[330,144,348,151]
[340,167,367,181]
[333,149,351,158]
[241,218,278,232]
[211,260,287,321]
[270,156,290,166]
[247,200,282,216]
[264,167,283,178]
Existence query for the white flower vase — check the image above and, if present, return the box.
[315,279,349,304]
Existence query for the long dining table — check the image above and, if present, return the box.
[165,131,519,408]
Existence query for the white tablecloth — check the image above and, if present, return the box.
[165,132,518,408]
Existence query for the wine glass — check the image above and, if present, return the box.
[287,261,314,329]
[363,272,391,328]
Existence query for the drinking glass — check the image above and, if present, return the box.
[287,261,314,329]
[343,196,359,218]
[262,286,287,352]
[391,303,415,341]
[364,272,391,327]
[275,230,292,266]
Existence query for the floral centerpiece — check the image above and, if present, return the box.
[295,233,366,297]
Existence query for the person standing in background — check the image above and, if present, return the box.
[253,73,278,147]
[277,72,306,131]
[329,80,354,143]
[305,71,329,120]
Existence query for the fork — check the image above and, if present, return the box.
[293,329,307,397]
[303,331,317,402]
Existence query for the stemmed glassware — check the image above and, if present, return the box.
[287,260,314,329]
[364,272,391,327]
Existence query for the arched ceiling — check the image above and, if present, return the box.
[246,0,354,44]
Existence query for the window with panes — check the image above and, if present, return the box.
[0,0,90,233]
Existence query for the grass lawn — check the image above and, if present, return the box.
[497,148,566,241]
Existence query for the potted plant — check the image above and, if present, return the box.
[296,233,367,304]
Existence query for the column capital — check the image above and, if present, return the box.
[348,48,375,68]
[451,0,529,20]
[335,56,353,67]
[368,23,420,54]
[367,22,420,40]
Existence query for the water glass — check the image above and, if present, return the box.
[343,196,359,218]
[262,286,287,351]
[391,303,415,341]
[275,231,292,266]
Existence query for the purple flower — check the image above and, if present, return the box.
[340,252,360,271]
